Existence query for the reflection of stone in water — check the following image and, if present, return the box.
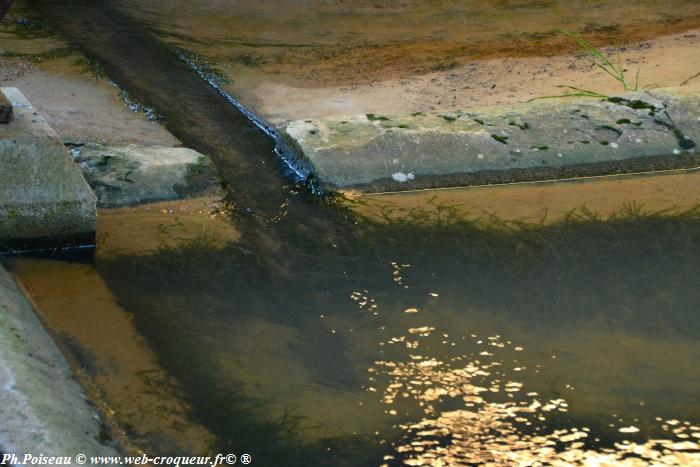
[370,332,700,466]
[10,258,216,454]
[96,197,240,258]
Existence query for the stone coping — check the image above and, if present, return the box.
[278,86,700,193]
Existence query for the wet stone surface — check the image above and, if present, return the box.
[71,144,222,208]
[0,89,12,123]
[280,86,700,192]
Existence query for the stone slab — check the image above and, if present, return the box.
[278,86,700,193]
[0,263,121,462]
[0,88,96,252]
[71,143,222,208]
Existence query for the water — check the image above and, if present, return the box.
[7,207,700,465]
[5,1,700,465]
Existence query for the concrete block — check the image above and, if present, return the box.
[278,86,700,193]
[0,263,120,460]
[0,88,96,252]
[72,143,222,208]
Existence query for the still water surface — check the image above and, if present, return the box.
[7,205,700,465]
[3,1,700,465]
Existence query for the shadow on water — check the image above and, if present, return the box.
[20,1,700,465]
[91,203,700,465]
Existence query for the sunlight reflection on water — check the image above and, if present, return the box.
[362,280,700,465]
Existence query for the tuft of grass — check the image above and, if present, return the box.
[563,29,639,92]
[529,29,640,102]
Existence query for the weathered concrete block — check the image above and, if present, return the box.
[0,88,96,252]
[0,264,121,460]
[0,89,12,123]
[647,86,700,146]
[279,86,700,193]
[72,144,222,208]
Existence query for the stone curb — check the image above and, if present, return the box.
[278,86,700,193]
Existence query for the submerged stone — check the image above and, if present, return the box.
[278,86,700,193]
[72,144,222,208]
[0,87,96,252]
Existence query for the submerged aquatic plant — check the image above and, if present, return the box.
[530,29,641,102]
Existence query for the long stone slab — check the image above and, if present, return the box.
[0,88,96,252]
[0,263,121,461]
[278,86,700,193]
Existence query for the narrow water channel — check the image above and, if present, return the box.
[4,1,700,466]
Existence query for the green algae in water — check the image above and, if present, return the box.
[168,45,229,85]
[73,56,107,80]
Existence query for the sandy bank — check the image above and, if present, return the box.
[238,29,700,124]
[0,56,179,146]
